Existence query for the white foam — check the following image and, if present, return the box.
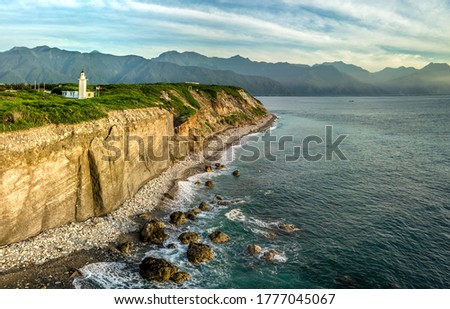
[251,217,275,229]
[269,121,278,131]
[173,180,197,209]
[73,262,147,289]
[225,208,246,222]
[264,190,273,195]
[255,249,288,263]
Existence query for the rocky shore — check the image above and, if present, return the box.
[0,113,276,289]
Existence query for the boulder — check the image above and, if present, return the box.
[335,275,360,288]
[215,163,226,170]
[139,257,178,282]
[187,243,214,264]
[118,242,131,254]
[279,224,296,232]
[69,269,83,278]
[191,208,202,214]
[262,249,279,261]
[167,243,177,249]
[140,220,168,244]
[215,195,224,201]
[205,165,213,173]
[208,231,230,244]
[137,212,154,222]
[205,180,214,188]
[186,210,197,221]
[199,202,210,211]
[247,244,262,255]
[170,211,186,226]
[171,272,191,284]
[150,229,169,245]
[164,192,175,200]
[218,201,231,206]
[178,232,201,244]
[232,170,241,177]
[265,232,278,239]
[194,181,201,186]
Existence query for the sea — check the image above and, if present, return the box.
[74,96,450,289]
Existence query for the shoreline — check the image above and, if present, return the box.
[0,113,277,289]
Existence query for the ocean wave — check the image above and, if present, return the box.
[73,262,147,289]
[225,208,247,222]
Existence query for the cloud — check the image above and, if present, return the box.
[0,0,449,70]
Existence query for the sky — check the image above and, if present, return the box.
[1,0,449,72]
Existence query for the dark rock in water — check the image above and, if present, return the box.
[215,195,224,201]
[195,181,201,186]
[178,232,201,244]
[164,192,175,200]
[205,165,213,173]
[191,208,202,214]
[137,212,154,222]
[170,211,186,226]
[199,202,210,211]
[140,257,178,282]
[218,201,231,206]
[265,232,278,239]
[118,242,131,254]
[208,231,230,244]
[187,243,214,264]
[186,210,197,220]
[205,180,214,188]
[167,243,177,249]
[151,229,169,245]
[279,224,296,232]
[247,244,262,255]
[232,170,241,177]
[69,269,83,278]
[140,220,168,244]
[262,249,279,261]
[335,275,360,288]
[215,163,226,170]
[171,272,190,284]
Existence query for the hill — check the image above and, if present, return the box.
[0,46,284,95]
[2,46,450,95]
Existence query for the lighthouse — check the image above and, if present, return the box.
[78,70,87,99]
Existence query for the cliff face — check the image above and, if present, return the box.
[0,88,267,245]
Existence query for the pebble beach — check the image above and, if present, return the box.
[0,114,276,288]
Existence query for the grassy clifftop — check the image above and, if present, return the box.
[0,83,262,133]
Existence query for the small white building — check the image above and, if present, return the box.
[62,70,95,99]
[62,90,78,98]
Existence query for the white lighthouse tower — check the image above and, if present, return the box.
[78,70,87,99]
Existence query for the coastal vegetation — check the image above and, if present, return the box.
[0,83,246,132]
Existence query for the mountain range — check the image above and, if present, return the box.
[1,46,449,96]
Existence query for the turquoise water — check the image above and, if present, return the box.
[74,96,450,289]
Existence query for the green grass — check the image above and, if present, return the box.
[0,83,247,133]
[222,112,251,125]
[251,106,267,116]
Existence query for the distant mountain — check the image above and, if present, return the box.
[0,46,284,95]
[1,46,450,95]
[384,63,450,95]
[324,61,419,85]
[154,51,381,95]
[319,61,372,83]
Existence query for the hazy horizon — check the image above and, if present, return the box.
[3,45,449,74]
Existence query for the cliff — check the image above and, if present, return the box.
[0,86,267,246]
